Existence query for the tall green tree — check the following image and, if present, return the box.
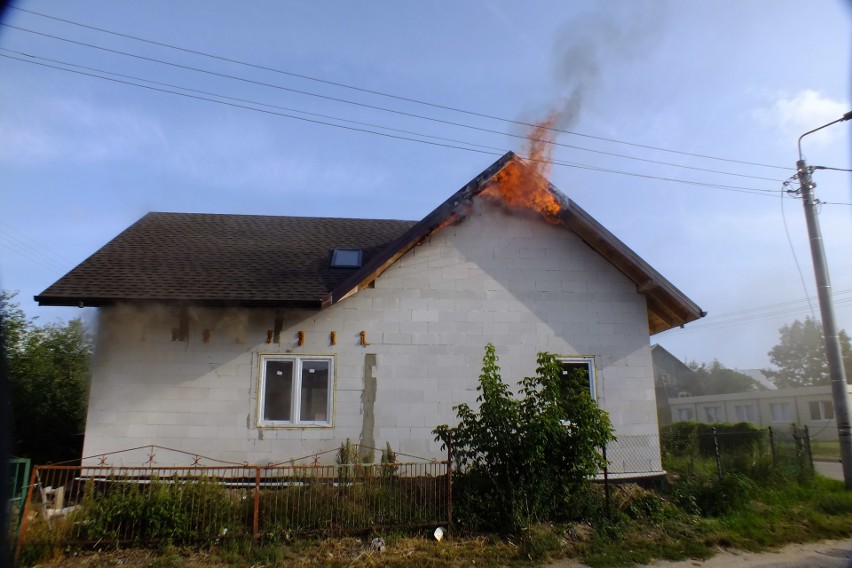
[763,317,852,388]
[2,291,92,463]
[688,360,765,395]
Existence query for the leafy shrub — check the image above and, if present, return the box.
[434,345,614,532]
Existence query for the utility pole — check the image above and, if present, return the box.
[795,110,852,489]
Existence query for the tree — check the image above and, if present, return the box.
[763,318,852,388]
[2,291,92,463]
[688,360,765,395]
[433,345,614,531]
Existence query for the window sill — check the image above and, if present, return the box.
[257,422,333,429]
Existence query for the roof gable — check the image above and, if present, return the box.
[326,152,704,333]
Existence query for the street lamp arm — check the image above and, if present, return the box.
[798,111,852,160]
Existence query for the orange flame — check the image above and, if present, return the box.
[481,111,563,223]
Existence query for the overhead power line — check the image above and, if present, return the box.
[0,23,786,183]
[0,50,794,200]
[6,7,792,172]
[659,289,852,335]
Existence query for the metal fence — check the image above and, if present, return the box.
[660,424,814,480]
[601,435,663,479]
[15,459,450,555]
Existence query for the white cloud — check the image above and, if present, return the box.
[752,89,849,149]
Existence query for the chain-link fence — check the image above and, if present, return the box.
[601,435,663,479]
[659,423,814,481]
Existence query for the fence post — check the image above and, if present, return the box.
[253,467,261,539]
[446,438,453,531]
[712,427,723,482]
[768,427,776,465]
[603,443,610,518]
[14,465,40,566]
[803,425,814,473]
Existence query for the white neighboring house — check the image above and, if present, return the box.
[36,153,704,476]
[668,385,851,441]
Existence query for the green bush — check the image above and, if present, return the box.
[434,345,614,532]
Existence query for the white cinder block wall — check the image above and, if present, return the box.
[82,203,661,473]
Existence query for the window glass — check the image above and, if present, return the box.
[676,408,693,421]
[300,360,330,422]
[704,406,722,423]
[331,248,363,268]
[810,400,835,420]
[558,358,595,400]
[735,404,756,422]
[263,360,293,422]
[809,401,820,420]
[259,356,332,426]
[770,402,793,423]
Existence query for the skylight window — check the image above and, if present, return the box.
[331,248,363,268]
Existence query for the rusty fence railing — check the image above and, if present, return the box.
[16,460,450,554]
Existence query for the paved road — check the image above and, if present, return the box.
[815,460,843,481]
[642,539,852,567]
[547,539,852,568]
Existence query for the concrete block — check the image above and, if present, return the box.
[412,310,439,322]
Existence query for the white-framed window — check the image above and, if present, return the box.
[558,357,596,400]
[258,355,334,427]
[809,400,835,421]
[676,408,693,421]
[769,402,793,423]
[704,406,723,423]
[734,404,757,423]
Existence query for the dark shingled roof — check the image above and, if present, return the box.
[35,213,416,308]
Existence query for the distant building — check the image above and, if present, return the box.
[668,385,849,440]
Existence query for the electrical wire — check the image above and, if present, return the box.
[7,5,792,171]
[696,289,851,322]
[0,48,507,155]
[0,51,794,199]
[780,175,817,319]
[813,166,852,172]
[0,23,790,181]
[658,296,852,335]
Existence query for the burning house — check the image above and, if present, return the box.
[36,152,703,476]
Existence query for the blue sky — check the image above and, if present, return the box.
[1,0,850,370]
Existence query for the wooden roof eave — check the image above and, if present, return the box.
[557,190,704,334]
